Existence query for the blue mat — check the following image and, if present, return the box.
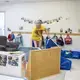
[61,50,80,59]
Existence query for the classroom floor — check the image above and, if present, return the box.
[40,59,80,80]
[0,59,80,80]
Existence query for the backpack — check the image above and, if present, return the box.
[8,33,15,41]
[57,36,64,46]
[11,34,15,40]
[65,34,72,44]
[52,35,58,43]
[8,34,12,41]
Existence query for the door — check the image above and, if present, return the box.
[0,12,5,35]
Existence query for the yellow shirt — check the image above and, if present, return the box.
[32,25,46,41]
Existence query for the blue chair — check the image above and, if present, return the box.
[60,57,72,70]
[61,50,66,57]
[72,51,80,59]
[61,50,80,59]
[61,50,72,58]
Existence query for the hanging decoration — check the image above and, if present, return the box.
[58,16,62,20]
[65,30,68,33]
[21,17,25,20]
[60,28,63,33]
[67,28,72,33]
[55,19,59,22]
[19,26,23,30]
[7,28,11,31]
[28,20,33,24]
[64,28,72,34]
[68,28,71,32]
[70,30,72,33]
[44,20,47,24]
[21,16,63,24]
[78,29,80,33]
[66,17,70,20]
[21,16,70,24]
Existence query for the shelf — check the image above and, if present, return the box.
[12,31,80,36]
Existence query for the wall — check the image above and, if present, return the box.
[0,1,80,50]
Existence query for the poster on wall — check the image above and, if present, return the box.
[8,56,19,66]
[0,54,7,66]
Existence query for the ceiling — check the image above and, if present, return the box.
[0,0,52,5]
[0,0,53,3]
[0,0,77,5]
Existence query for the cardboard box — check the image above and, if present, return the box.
[26,47,61,80]
[0,51,26,78]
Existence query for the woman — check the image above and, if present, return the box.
[31,20,48,48]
